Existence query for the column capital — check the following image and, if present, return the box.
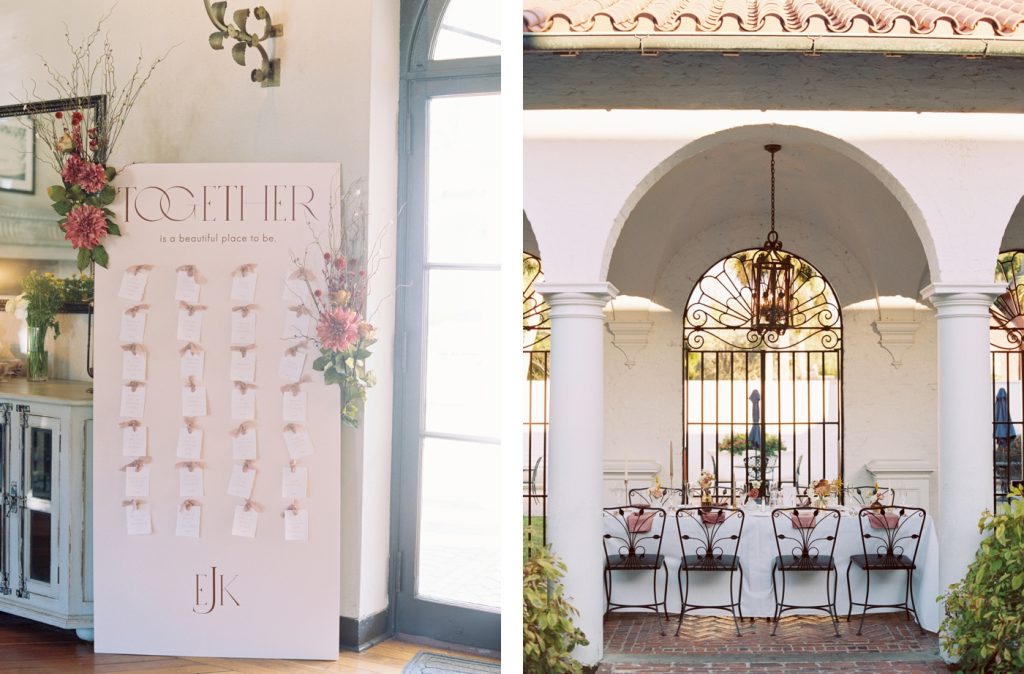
[921,282,1004,316]
[538,281,618,317]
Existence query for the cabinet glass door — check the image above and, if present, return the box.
[22,414,59,599]
[0,403,10,596]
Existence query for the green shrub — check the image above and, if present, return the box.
[940,487,1024,672]
[523,544,588,674]
[717,432,786,457]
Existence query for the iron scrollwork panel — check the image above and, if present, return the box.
[0,402,10,595]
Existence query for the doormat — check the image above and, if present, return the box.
[402,650,501,674]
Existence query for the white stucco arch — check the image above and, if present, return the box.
[602,123,938,293]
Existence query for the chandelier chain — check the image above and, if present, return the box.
[770,150,776,235]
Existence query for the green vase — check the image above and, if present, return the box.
[27,325,49,382]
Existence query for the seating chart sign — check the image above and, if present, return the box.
[94,164,341,659]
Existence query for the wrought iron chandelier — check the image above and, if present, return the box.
[750,144,797,335]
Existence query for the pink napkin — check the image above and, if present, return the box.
[867,511,899,530]
[626,512,654,533]
[790,511,816,528]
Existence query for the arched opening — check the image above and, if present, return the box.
[683,248,843,496]
[522,248,549,548]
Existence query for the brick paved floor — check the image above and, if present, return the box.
[599,613,954,673]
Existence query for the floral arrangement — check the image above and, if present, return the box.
[831,477,843,495]
[28,16,167,269]
[698,470,715,492]
[649,474,664,500]
[867,484,891,509]
[299,181,382,428]
[813,479,830,498]
[17,271,68,335]
[747,480,762,501]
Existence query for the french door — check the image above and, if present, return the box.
[391,74,500,651]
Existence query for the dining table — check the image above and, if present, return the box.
[604,504,941,632]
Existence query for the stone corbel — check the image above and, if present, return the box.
[872,319,921,369]
[605,319,654,368]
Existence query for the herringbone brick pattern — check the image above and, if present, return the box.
[599,614,953,673]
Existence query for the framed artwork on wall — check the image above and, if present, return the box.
[0,117,34,193]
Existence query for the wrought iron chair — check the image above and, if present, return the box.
[674,506,745,636]
[769,507,841,637]
[602,505,669,634]
[844,485,895,508]
[845,505,926,635]
[629,487,687,509]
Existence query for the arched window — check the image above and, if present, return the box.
[392,0,499,652]
[431,0,500,60]
[682,249,844,497]
[523,252,549,550]
[990,250,1024,506]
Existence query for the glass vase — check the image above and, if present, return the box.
[27,324,49,382]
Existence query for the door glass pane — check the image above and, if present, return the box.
[30,427,52,500]
[431,0,500,61]
[423,269,500,437]
[417,437,500,609]
[426,94,500,265]
[29,511,51,583]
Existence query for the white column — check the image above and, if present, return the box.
[922,283,1003,605]
[540,281,617,667]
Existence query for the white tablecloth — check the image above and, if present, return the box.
[605,508,940,631]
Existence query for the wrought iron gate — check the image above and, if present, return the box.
[523,253,549,548]
[990,250,1024,507]
[682,249,843,495]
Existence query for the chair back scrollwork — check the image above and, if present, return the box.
[771,507,840,567]
[856,505,926,567]
[675,506,744,570]
[602,505,666,567]
[629,487,687,509]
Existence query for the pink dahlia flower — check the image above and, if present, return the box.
[61,154,107,194]
[64,204,108,250]
[316,307,360,352]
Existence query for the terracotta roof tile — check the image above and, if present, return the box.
[523,0,1024,36]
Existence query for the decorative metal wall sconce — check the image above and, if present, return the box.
[203,1,283,87]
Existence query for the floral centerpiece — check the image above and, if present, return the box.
[747,480,762,503]
[649,474,664,500]
[29,17,166,269]
[299,182,380,428]
[813,479,831,508]
[698,469,715,506]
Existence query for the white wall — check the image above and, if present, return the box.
[0,0,400,622]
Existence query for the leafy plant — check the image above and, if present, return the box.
[523,544,588,674]
[940,486,1024,672]
[717,432,787,457]
[21,272,67,335]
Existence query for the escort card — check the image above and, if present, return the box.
[124,465,151,498]
[231,505,258,538]
[176,505,201,538]
[282,466,309,499]
[178,467,205,498]
[120,309,147,343]
[282,309,312,339]
[231,309,257,345]
[177,426,203,459]
[227,464,256,499]
[282,391,308,423]
[122,348,147,381]
[122,425,147,457]
[284,427,314,458]
[120,385,146,418]
[231,386,257,421]
[231,270,258,303]
[118,269,149,301]
[279,350,307,382]
[125,503,153,536]
[180,349,205,380]
[284,509,309,542]
[176,309,204,342]
[175,269,201,303]
[230,350,257,383]
[182,385,208,417]
[231,428,258,460]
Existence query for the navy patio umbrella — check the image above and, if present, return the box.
[747,389,762,451]
[995,387,1017,448]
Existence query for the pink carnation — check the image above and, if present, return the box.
[61,154,107,194]
[64,204,109,250]
[316,307,360,352]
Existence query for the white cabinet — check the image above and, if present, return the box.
[0,380,92,639]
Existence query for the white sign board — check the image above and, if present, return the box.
[94,164,341,659]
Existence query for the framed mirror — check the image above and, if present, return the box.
[0,96,105,380]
